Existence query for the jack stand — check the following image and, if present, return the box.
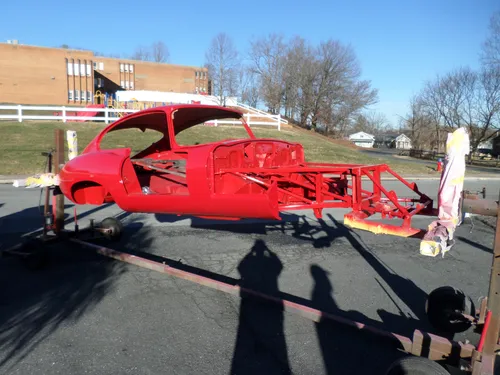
[1,129,122,268]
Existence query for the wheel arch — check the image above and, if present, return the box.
[70,180,111,205]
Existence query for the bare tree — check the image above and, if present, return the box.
[419,66,500,159]
[205,33,240,106]
[400,94,442,150]
[249,33,287,114]
[282,36,312,118]
[481,11,500,68]
[244,34,377,135]
[152,41,169,63]
[130,45,151,61]
[329,78,378,136]
[238,68,261,108]
[130,42,169,63]
[351,111,388,135]
[316,42,376,134]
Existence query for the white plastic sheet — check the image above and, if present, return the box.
[420,127,469,257]
[438,127,470,229]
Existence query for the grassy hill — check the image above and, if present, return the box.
[0,121,439,176]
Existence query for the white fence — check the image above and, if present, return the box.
[205,113,282,130]
[236,102,288,125]
[0,105,135,124]
[0,105,282,129]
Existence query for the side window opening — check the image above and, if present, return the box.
[99,112,169,156]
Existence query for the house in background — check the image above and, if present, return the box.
[348,131,375,148]
[477,133,500,157]
[477,139,493,150]
[393,134,412,150]
[374,134,397,148]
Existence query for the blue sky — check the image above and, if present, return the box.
[1,0,499,126]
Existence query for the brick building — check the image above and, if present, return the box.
[0,41,209,105]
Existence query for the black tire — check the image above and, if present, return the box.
[99,217,123,241]
[385,356,450,375]
[425,286,475,333]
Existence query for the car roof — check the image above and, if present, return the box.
[137,103,244,117]
[103,103,245,134]
[85,103,250,153]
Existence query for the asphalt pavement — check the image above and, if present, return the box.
[0,180,499,375]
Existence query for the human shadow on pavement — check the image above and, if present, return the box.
[153,211,444,338]
[289,214,454,339]
[310,264,409,375]
[229,239,291,375]
[104,228,430,374]
[115,232,419,374]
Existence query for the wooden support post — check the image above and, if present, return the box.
[482,191,500,355]
[54,129,65,234]
[470,190,500,374]
[42,151,53,236]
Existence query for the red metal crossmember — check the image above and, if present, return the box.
[218,163,433,237]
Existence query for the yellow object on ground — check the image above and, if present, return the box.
[419,240,441,257]
[67,130,78,160]
[13,173,60,188]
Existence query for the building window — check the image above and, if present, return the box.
[130,81,134,89]
[125,81,129,89]
[99,62,104,70]
[74,62,80,76]
[125,64,129,72]
[86,64,91,76]
[93,61,97,69]
[75,90,79,101]
[80,64,85,76]
[68,90,73,101]
[120,63,124,72]
[67,62,73,75]
[121,80,124,87]
[87,91,92,101]
[81,91,85,101]
[130,64,134,73]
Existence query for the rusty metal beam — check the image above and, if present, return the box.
[462,198,499,218]
[411,330,474,361]
[480,191,500,365]
[70,237,476,363]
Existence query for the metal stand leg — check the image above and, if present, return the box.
[470,191,500,374]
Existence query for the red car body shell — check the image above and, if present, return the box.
[58,104,304,220]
